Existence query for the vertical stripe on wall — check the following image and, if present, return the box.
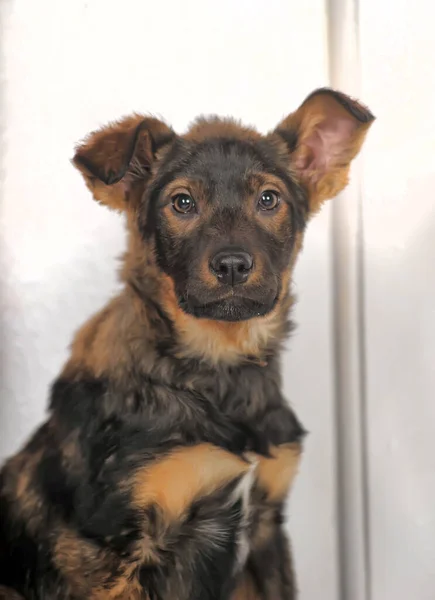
[327,0,371,599]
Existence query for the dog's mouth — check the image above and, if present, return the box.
[178,293,279,322]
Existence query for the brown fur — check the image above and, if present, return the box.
[73,115,175,212]
[0,88,374,599]
[248,443,301,502]
[276,89,373,214]
[185,117,261,143]
[132,444,252,520]
[231,574,261,600]
[0,587,25,600]
[162,282,293,365]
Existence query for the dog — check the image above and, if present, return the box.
[0,88,374,599]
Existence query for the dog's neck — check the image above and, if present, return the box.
[157,274,294,367]
[62,248,295,385]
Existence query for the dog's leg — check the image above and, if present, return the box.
[73,443,257,600]
[231,526,297,600]
[231,443,302,599]
[1,440,255,600]
[130,444,257,600]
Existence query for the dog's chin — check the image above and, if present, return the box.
[179,296,276,322]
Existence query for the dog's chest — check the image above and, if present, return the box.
[209,365,304,445]
[209,370,304,503]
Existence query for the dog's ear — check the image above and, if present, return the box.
[73,115,175,211]
[274,88,375,215]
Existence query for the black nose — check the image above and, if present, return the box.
[210,250,253,285]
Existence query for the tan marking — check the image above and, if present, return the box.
[162,203,200,236]
[54,528,151,599]
[247,443,302,502]
[91,591,145,600]
[54,528,112,595]
[246,173,292,227]
[161,178,210,236]
[62,288,153,380]
[91,579,144,600]
[63,244,296,377]
[289,231,304,270]
[132,443,252,519]
[172,309,284,365]
[246,173,289,196]
[2,450,45,535]
[161,272,292,365]
[256,198,291,234]
[231,574,261,600]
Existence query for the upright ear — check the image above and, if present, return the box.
[274,88,375,215]
[73,115,175,211]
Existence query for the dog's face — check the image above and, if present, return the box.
[74,89,374,323]
[142,128,307,321]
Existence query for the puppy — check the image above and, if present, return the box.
[0,88,374,599]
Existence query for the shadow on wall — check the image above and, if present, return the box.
[0,236,125,458]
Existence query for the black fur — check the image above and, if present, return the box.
[0,88,373,599]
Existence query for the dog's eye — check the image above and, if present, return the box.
[258,190,280,211]
[172,193,196,214]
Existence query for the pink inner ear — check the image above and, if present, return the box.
[297,113,359,178]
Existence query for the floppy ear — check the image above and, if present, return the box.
[73,115,175,211]
[274,88,375,215]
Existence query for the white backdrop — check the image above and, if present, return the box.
[1,1,434,599]
[360,1,435,598]
[0,1,338,598]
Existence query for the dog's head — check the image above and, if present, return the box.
[74,89,374,326]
